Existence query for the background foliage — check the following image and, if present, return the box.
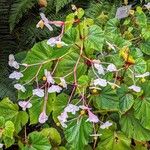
[0,0,150,149]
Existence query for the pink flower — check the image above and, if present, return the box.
[60,77,67,88]
[44,69,55,84]
[39,13,53,31]
[8,54,19,69]
[87,110,99,123]
[57,111,68,128]
[33,88,44,97]
[128,85,141,93]
[18,101,32,111]
[48,85,62,93]
[64,104,79,115]
[39,111,48,124]
[79,105,99,123]
[100,121,112,129]
[9,71,23,80]
[93,62,105,75]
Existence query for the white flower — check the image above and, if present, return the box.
[14,84,26,92]
[87,110,99,123]
[107,64,117,72]
[0,143,3,148]
[40,13,53,31]
[9,71,23,80]
[64,104,79,115]
[93,62,105,75]
[128,85,141,93]
[47,37,67,47]
[93,78,107,87]
[47,37,59,47]
[144,3,150,10]
[100,121,112,129]
[33,88,44,97]
[48,85,62,93]
[57,111,68,128]
[60,77,67,88]
[44,69,55,84]
[18,101,32,111]
[39,111,48,124]
[135,72,150,78]
[8,54,19,69]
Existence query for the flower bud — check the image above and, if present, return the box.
[38,0,47,7]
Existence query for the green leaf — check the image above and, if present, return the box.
[52,93,68,123]
[9,0,36,31]
[119,94,134,114]
[63,28,78,45]
[40,128,61,146]
[29,97,43,125]
[24,131,51,150]
[21,40,70,83]
[105,18,119,35]
[18,85,33,99]
[55,50,87,82]
[0,116,5,128]
[3,121,15,148]
[133,58,147,74]
[97,130,131,150]
[94,86,119,111]
[120,112,150,141]
[3,121,15,139]
[134,97,150,130]
[64,117,93,150]
[85,25,104,51]
[0,98,28,133]
[135,8,147,28]
[117,85,134,114]
[140,39,150,55]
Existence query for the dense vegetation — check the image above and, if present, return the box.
[0,0,150,149]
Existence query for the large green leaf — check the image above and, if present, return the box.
[133,82,150,130]
[97,129,131,150]
[120,112,150,141]
[29,94,54,125]
[134,97,150,130]
[40,128,61,146]
[94,86,119,111]
[20,40,70,83]
[84,25,104,51]
[52,93,68,123]
[2,121,15,148]
[104,18,119,35]
[135,8,147,28]
[23,131,51,150]
[0,98,28,133]
[55,49,87,82]
[133,58,147,74]
[64,117,93,150]
[140,39,150,55]
[117,85,134,114]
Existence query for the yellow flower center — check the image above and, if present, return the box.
[42,76,47,81]
[56,42,63,48]
[80,110,85,115]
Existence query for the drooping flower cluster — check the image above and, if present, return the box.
[36,13,67,48]
[57,104,100,128]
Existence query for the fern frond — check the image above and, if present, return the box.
[55,0,73,13]
[9,0,37,32]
